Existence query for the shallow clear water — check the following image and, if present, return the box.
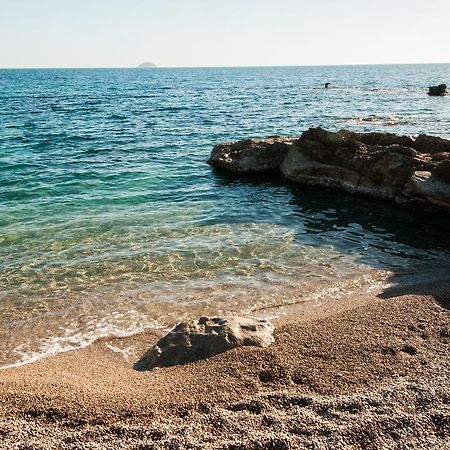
[1,65,450,367]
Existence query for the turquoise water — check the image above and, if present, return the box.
[1,65,450,367]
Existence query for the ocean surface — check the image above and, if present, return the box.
[1,64,450,368]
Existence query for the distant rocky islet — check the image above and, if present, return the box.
[137,62,157,68]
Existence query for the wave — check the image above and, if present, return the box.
[340,115,417,127]
[1,313,162,370]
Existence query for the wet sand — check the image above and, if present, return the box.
[0,281,449,449]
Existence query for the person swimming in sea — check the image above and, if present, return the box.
[325,82,331,88]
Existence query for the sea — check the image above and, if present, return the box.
[1,64,450,368]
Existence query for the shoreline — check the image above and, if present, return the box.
[1,275,449,449]
[0,266,393,371]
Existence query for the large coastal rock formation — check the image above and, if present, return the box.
[134,316,274,371]
[208,128,450,212]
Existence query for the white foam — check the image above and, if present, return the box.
[105,343,135,361]
[1,315,161,371]
[341,116,414,127]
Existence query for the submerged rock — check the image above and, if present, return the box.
[134,316,275,371]
[209,128,450,212]
[207,136,295,174]
[427,84,448,96]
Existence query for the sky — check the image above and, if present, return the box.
[1,0,449,68]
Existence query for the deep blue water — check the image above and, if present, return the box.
[1,65,450,367]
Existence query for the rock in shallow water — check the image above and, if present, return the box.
[208,127,450,212]
[427,84,448,96]
[207,136,295,174]
[134,317,275,371]
[280,128,416,201]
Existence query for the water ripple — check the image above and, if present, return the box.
[1,65,450,367]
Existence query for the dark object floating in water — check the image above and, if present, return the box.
[208,128,450,213]
[134,316,275,371]
[427,84,448,96]
[137,62,157,68]
[325,82,331,88]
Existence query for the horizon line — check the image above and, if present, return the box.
[1,61,450,70]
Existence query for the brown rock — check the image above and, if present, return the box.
[281,128,414,200]
[209,128,450,212]
[339,130,416,148]
[134,317,275,371]
[404,171,450,210]
[207,136,295,174]
[435,161,450,183]
[413,134,450,154]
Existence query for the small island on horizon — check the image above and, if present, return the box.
[137,62,157,68]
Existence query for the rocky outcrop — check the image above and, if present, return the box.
[134,317,274,371]
[427,84,448,96]
[281,128,416,201]
[209,128,450,212]
[207,136,295,174]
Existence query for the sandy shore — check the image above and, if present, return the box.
[0,279,449,449]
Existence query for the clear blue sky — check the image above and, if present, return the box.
[1,0,449,68]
